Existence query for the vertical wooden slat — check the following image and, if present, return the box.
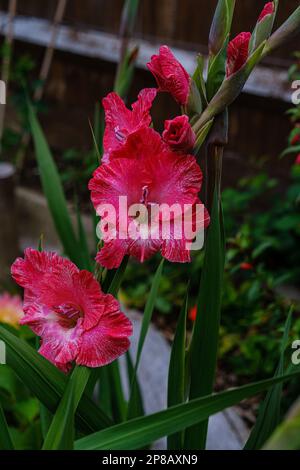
[0,163,19,285]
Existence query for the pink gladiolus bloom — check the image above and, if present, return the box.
[163,115,196,152]
[89,127,210,269]
[147,46,190,105]
[295,154,300,165]
[258,2,275,22]
[11,249,132,372]
[102,88,157,163]
[0,292,23,328]
[226,32,251,78]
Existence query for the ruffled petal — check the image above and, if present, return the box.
[21,302,82,371]
[76,295,132,368]
[102,88,157,162]
[11,248,78,296]
[147,46,190,105]
[129,237,161,263]
[96,239,129,269]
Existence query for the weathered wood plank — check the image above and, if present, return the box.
[0,12,293,103]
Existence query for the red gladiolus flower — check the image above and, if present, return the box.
[147,46,190,105]
[102,88,157,162]
[295,154,300,165]
[163,115,196,152]
[89,127,210,269]
[258,2,275,22]
[240,262,253,271]
[189,305,197,322]
[11,249,132,372]
[226,32,251,78]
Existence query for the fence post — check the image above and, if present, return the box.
[0,162,19,285]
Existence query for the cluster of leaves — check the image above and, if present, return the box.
[220,167,300,379]
[0,328,43,450]
[0,48,38,157]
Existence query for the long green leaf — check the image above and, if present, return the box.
[127,259,164,419]
[97,366,113,418]
[167,293,188,449]
[75,371,300,450]
[107,360,126,423]
[40,405,52,440]
[76,205,93,272]
[0,402,14,450]
[95,255,132,421]
[107,256,129,295]
[28,101,83,268]
[0,326,112,434]
[245,308,293,449]
[126,351,144,418]
[185,190,224,449]
[103,256,130,422]
[43,366,90,450]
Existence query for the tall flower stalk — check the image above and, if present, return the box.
[1,0,300,451]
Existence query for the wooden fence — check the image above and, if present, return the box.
[2,0,299,64]
[0,0,299,187]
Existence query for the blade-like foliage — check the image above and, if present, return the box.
[127,259,164,419]
[43,366,90,450]
[75,371,300,450]
[28,101,83,268]
[76,206,93,272]
[0,402,14,450]
[185,190,224,449]
[0,326,112,434]
[167,293,188,449]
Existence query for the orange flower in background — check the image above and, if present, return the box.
[240,262,253,271]
[0,292,24,328]
[188,305,197,322]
